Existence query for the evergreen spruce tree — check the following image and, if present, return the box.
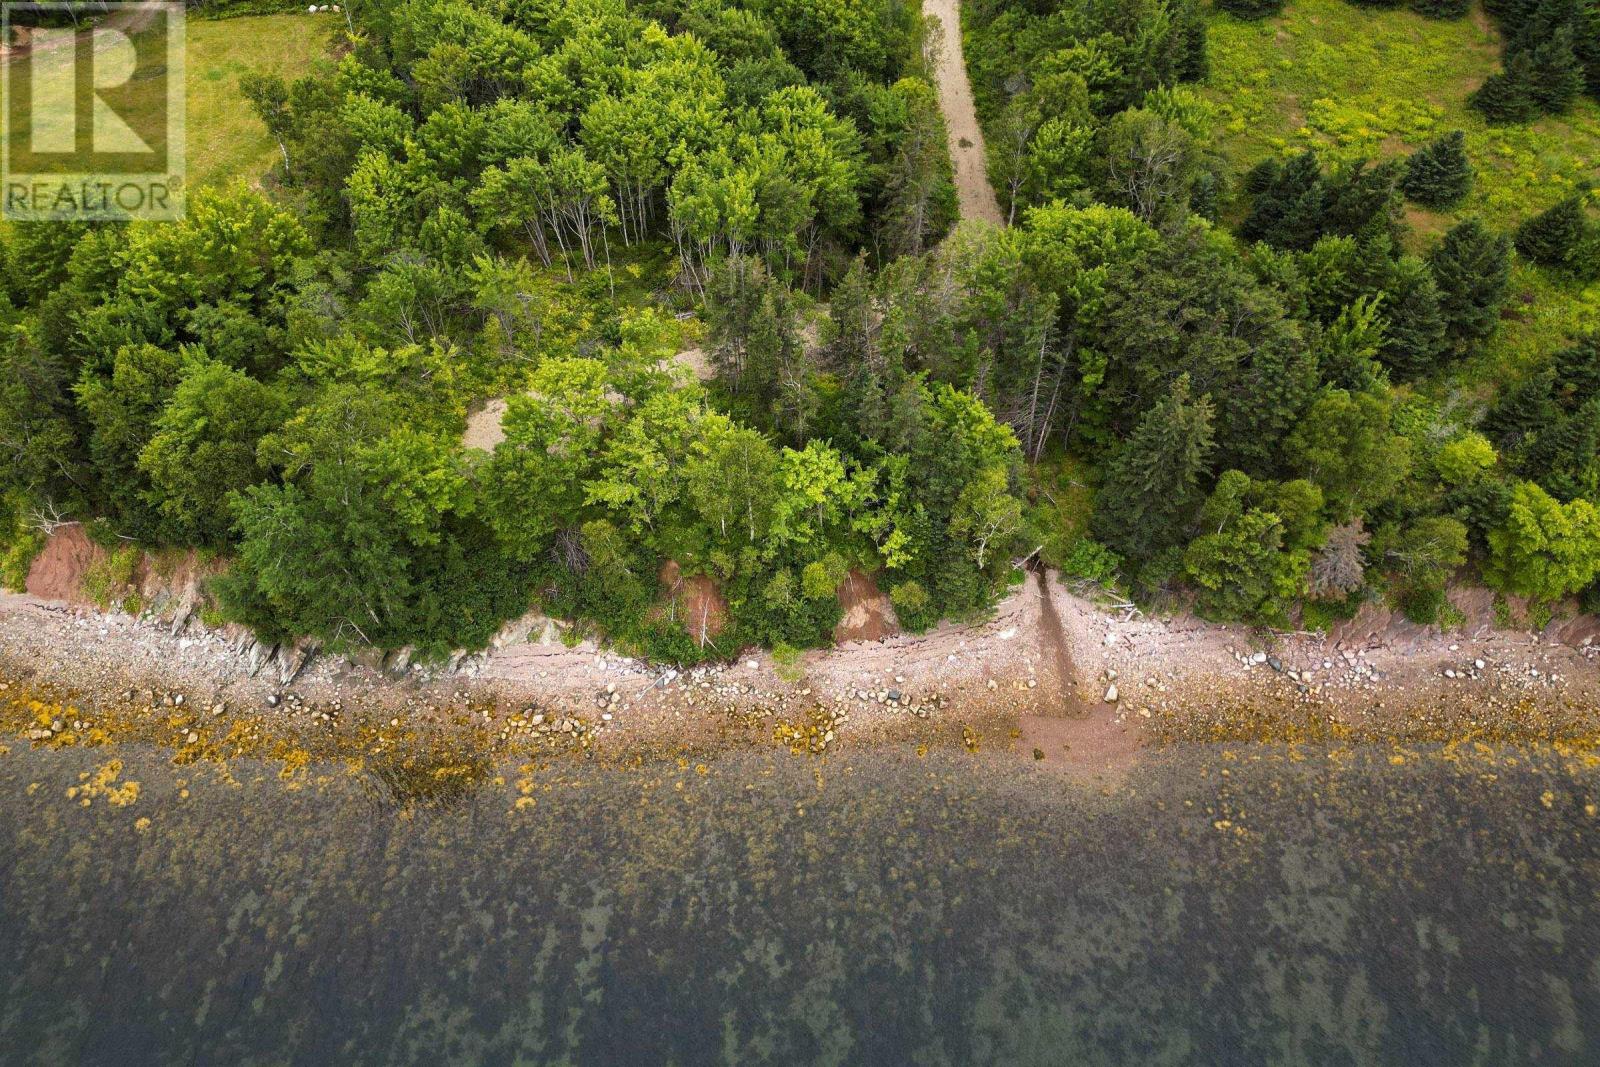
[1401,131,1473,208]
[1483,369,1558,448]
[1484,0,1540,20]
[1574,228,1600,281]
[1242,158,1282,195]
[1240,150,1325,249]
[1577,0,1600,98]
[1514,196,1587,266]
[1174,0,1211,82]
[1410,0,1471,16]
[1379,255,1449,378]
[829,257,918,454]
[1517,396,1600,500]
[825,257,875,374]
[706,255,775,394]
[1091,375,1216,561]
[1553,331,1600,408]
[1527,24,1587,111]
[754,288,816,444]
[1488,0,1589,115]
[1429,219,1512,350]
[1471,52,1540,122]
[1190,170,1219,221]
[1320,159,1405,244]
[1509,0,1581,48]
[1217,0,1284,18]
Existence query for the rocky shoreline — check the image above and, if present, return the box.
[5,558,1600,787]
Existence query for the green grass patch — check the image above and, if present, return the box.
[3,15,333,193]
[770,642,804,682]
[1207,0,1600,222]
[183,15,337,189]
[0,529,44,593]
[82,545,140,610]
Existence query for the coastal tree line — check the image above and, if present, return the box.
[1,0,1597,659]
[0,0,997,660]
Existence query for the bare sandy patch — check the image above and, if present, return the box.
[658,559,728,648]
[462,398,510,452]
[669,347,715,381]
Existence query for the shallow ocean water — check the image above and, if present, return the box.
[0,735,1597,1065]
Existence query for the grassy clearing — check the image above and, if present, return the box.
[1205,0,1600,387]
[1206,0,1600,224]
[3,15,333,192]
[182,15,336,189]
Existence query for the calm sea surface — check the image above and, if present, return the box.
[0,730,1597,1066]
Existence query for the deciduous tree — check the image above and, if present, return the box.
[1485,480,1600,601]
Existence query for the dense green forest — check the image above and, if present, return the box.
[1,0,1597,661]
[960,0,1600,629]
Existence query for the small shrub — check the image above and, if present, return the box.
[1300,599,1337,633]
[889,579,935,632]
[1301,589,1363,632]
[622,617,736,667]
[1399,583,1447,625]
[1580,581,1600,615]
[1218,0,1285,18]
[1436,600,1467,631]
[82,546,140,609]
[1059,536,1123,586]
[771,641,803,682]
[0,530,45,592]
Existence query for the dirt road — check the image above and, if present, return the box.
[923,0,1004,226]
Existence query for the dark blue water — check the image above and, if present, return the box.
[0,739,1597,1065]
